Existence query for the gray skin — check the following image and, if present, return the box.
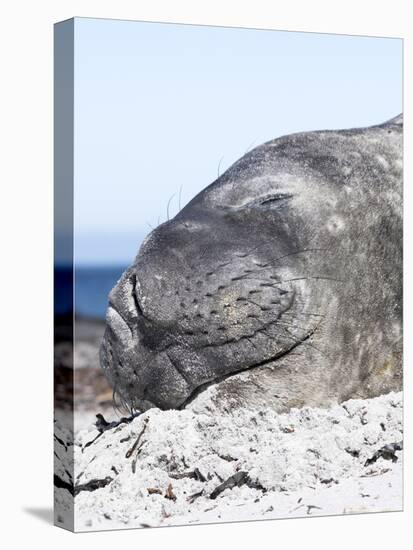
[100,115,402,414]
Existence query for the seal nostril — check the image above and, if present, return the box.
[131,274,144,317]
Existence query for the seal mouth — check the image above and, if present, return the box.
[106,305,130,339]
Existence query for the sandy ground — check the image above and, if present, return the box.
[54,391,403,531]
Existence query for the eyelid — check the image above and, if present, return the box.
[259,193,294,206]
[224,193,294,211]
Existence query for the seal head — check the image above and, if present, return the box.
[100,116,402,412]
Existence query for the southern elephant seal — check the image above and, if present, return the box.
[100,115,403,413]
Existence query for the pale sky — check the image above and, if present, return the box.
[73,17,402,265]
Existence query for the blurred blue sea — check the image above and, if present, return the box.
[76,266,127,319]
[55,265,127,319]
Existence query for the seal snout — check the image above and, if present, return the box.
[100,232,308,412]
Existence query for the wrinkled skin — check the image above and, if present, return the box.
[100,115,402,413]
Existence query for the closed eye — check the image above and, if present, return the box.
[225,192,294,212]
[259,193,294,206]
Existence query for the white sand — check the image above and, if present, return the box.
[54,391,403,532]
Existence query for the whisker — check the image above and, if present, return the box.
[273,276,344,284]
[276,319,312,334]
[279,325,329,359]
[299,312,326,318]
[217,156,224,178]
[264,326,299,343]
[166,193,176,221]
[244,140,256,155]
[234,240,275,259]
[178,184,183,211]
[261,326,302,350]
[245,336,259,351]
[196,244,316,277]
[299,340,329,359]
[233,273,343,287]
[112,386,132,417]
[199,245,209,261]
[231,273,271,283]
[264,248,328,268]
[222,247,328,280]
